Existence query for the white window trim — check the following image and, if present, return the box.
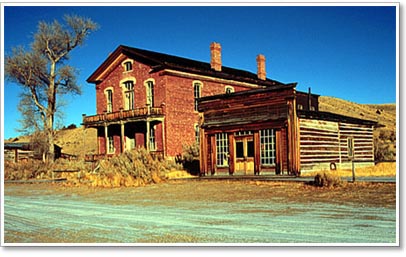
[121,58,134,72]
[225,85,234,94]
[120,77,136,110]
[144,78,155,107]
[103,87,114,113]
[193,80,203,112]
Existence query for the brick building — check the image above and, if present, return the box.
[82,43,288,159]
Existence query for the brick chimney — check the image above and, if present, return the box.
[210,42,222,71]
[256,54,266,80]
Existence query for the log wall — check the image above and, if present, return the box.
[299,118,374,172]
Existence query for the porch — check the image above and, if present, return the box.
[82,106,165,157]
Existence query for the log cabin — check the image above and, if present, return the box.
[198,86,377,176]
[82,43,289,160]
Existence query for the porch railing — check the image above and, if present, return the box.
[83,107,163,124]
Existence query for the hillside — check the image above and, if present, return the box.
[6,127,98,159]
[319,96,396,130]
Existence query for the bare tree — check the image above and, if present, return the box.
[5,15,98,162]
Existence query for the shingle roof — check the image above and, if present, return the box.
[87,45,287,87]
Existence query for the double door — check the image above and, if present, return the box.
[235,136,255,174]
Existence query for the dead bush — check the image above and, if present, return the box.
[86,148,175,188]
[314,172,343,188]
[4,159,51,180]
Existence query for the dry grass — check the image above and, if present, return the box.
[303,162,396,178]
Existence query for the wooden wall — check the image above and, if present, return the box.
[299,118,374,172]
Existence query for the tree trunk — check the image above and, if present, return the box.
[47,61,57,163]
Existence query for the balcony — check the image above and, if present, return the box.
[83,107,164,125]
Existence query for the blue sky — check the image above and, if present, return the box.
[2,4,398,139]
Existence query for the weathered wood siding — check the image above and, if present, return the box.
[299,118,374,172]
[338,122,374,163]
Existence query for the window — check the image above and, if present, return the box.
[225,86,234,94]
[298,104,303,110]
[247,140,254,158]
[195,124,200,143]
[108,136,115,154]
[123,81,134,110]
[106,89,113,113]
[149,126,156,151]
[236,141,244,158]
[216,133,229,167]
[194,82,202,111]
[260,129,276,165]
[146,80,154,107]
[124,61,132,72]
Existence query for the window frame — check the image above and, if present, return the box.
[193,81,202,112]
[260,129,276,166]
[216,132,229,167]
[123,80,135,110]
[107,136,115,154]
[145,79,155,107]
[104,87,114,113]
[149,126,156,151]
[122,59,134,72]
[225,86,234,94]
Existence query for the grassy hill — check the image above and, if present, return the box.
[319,96,396,130]
[6,127,98,159]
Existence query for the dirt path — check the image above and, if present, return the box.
[3,180,397,244]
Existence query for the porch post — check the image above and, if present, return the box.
[253,131,261,175]
[146,120,150,151]
[161,119,166,157]
[228,133,235,175]
[104,124,108,155]
[120,122,125,153]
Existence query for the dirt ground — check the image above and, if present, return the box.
[3,179,397,244]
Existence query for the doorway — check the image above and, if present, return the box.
[235,136,255,175]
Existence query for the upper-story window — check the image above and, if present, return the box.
[146,80,154,107]
[106,89,113,113]
[193,82,202,112]
[122,59,133,72]
[123,81,134,110]
[225,86,234,94]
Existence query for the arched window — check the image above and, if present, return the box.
[225,86,234,94]
[122,59,133,72]
[145,80,154,107]
[193,82,202,111]
[106,89,113,113]
[104,87,114,113]
[123,81,134,110]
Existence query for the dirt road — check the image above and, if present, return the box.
[3,180,397,244]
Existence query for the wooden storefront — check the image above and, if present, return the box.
[198,84,301,176]
[198,85,376,176]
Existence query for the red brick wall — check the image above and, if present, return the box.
[163,75,254,157]
[95,60,165,114]
[93,54,259,157]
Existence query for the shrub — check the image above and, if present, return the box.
[4,159,51,180]
[84,148,177,188]
[313,172,343,188]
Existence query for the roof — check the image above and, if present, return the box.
[4,142,62,151]
[4,142,31,150]
[87,45,286,87]
[198,83,297,104]
[297,110,378,126]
